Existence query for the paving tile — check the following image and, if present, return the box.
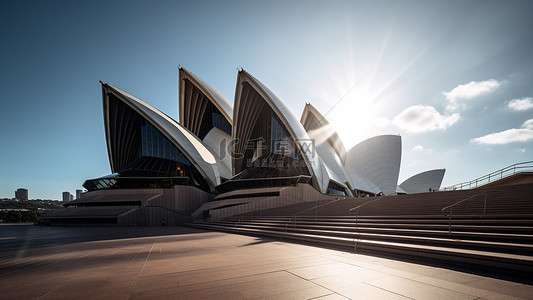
[312,268,392,289]
[465,278,533,299]
[137,270,324,300]
[412,275,524,300]
[256,286,333,300]
[322,281,411,300]
[165,288,247,300]
[231,272,320,298]
[310,293,351,300]
[365,276,475,299]
[287,261,361,280]
[418,269,484,284]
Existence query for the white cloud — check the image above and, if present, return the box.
[523,119,533,129]
[471,119,533,145]
[471,129,533,145]
[393,105,459,133]
[443,79,501,111]
[412,145,424,152]
[508,97,533,111]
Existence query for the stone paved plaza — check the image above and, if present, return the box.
[0,225,531,299]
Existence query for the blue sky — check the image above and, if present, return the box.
[1,0,532,199]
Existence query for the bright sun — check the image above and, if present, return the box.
[326,77,391,150]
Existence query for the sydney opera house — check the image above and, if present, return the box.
[41,68,445,225]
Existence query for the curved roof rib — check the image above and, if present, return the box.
[399,169,445,194]
[233,70,329,193]
[179,67,233,140]
[345,135,402,196]
[300,103,346,161]
[300,103,351,195]
[102,82,221,191]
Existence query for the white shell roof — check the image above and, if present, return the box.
[179,67,233,125]
[345,168,381,195]
[399,169,445,194]
[234,70,329,193]
[300,103,347,161]
[103,83,221,191]
[202,127,232,179]
[300,104,351,194]
[345,135,402,196]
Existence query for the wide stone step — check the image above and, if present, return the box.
[235,217,533,226]
[185,222,533,276]
[214,220,533,243]
[216,219,533,234]
[208,222,533,255]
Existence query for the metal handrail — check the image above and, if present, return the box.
[441,161,533,191]
[142,204,188,216]
[348,196,383,213]
[349,195,388,252]
[284,196,344,233]
[294,197,342,217]
[441,191,488,234]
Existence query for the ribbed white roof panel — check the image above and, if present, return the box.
[300,103,350,194]
[313,136,351,194]
[345,135,402,196]
[234,70,329,193]
[179,67,233,125]
[103,83,221,190]
[202,127,232,179]
[300,103,347,161]
[346,168,381,195]
[399,169,445,194]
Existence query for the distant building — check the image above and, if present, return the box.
[15,188,28,201]
[62,192,73,203]
[76,189,83,199]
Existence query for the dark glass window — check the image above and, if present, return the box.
[327,181,347,196]
[183,79,232,139]
[141,120,190,166]
[271,115,296,159]
[212,110,231,135]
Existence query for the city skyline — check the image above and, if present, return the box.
[1,0,532,199]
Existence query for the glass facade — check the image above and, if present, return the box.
[271,115,296,159]
[327,181,347,196]
[107,93,210,191]
[141,120,189,165]
[183,79,232,140]
[212,110,231,136]
[235,82,310,181]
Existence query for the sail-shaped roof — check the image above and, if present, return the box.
[102,82,221,191]
[399,169,445,194]
[345,135,402,196]
[300,103,351,195]
[179,67,233,137]
[233,70,329,193]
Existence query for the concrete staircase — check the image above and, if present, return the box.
[187,184,533,280]
[190,215,533,278]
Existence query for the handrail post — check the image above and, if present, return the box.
[355,209,358,252]
[315,199,318,222]
[356,209,358,230]
[448,207,452,235]
[483,192,487,216]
